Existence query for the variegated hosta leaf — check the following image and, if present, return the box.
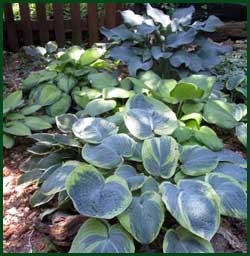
[56,113,78,133]
[206,173,247,219]
[30,189,54,207]
[160,180,220,241]
[46,94,71,117]
[29,133,58,145]
[115,165,146,191]
[54,134,81,148]
[3,90,23,114]
[215,149,246,168]
[124,94,178,140]
[191,15,224,32]
[172,5,195,26]
[27,143,54,155]
[88,72,118,89]
[121,9,144,26]
[102,87,131,99]
[180,145,218,176]
[82,134,135,169]
[146,4,171,28]
[213,162,246,189]
[3,133,15,149]
[141,176,159,193]
[142,136,179,179]
[118,191,165,244]
[69,219,135,253]
[72,117,118,144]
[163,227,214,253]
[4,121,31,136]
[84,99,117,117]
[79,47,105,66]
[24,116,52,131]
[236,123,247,147]
[166,29,197,48]
[66,165,132,219]
[128,140,143,162]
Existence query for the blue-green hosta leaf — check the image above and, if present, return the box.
[216,149,246,168]
[69,219,135,253]
[56,73,77,93]
[34,83,62,106]
[29,133,57,145]
[39,164,61,183]
[3,133,15,149]
[118,191,164,244]
[79,47,105,66]
[40,163,77,195]
[84,99,116,117]
[102,87,131,99]
[5,113,25,121]
[151,46,172,60]
[173,122,194,143]
[180,145,218,176]
[20,155,43,172]
[56,113,78,133]
[72,117,118,144]
[182,101,204,114]
[27,143,54,155]
[160,180,220,241]
[172,5,195,26]
[191,15,224,32]
[30,189,54,207]
[82,134,135,169]
[141,177,159,193]
[24,116,52,131]
[128,140,143,162]
[21,70,57,90]
[194,126,224,151]
[166,29,197,48]
[17,169,44,185]
[146,4,171,27]
[203,100,238,129]
[163,227,214,253]
[100,25,135,41]
[121,10,144,26]
[88,72,118,89]
[139,70,160,91]
[136,24,158,34]
[21,104,42,115]
[55,134,81,148]
[115,165,146,191]
[124,94,178,140]
[66,165,132,218]
[46,94,71,117]
[236,123,247,147]
[226,74,246,90]
[206,173,246,219]
[142,136,179,179]
[180,113,203,128]
[232,104,247,121]
[4,121,31,136]
[3,90,23,114]
[213,162,246,190]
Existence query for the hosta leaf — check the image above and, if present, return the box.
[124,94,178,140]
[5,113,25,121]
[180,145,218,176]
[136,23,158,34]
[142,136,179,179]
[3,90,23,114]
[66,165,132,218]
[203,100,238,128]
[17,169,44,185]
[182,101,204,114]
[146,4,171,27]
[3,133,15,149]
[34,83,62,106]
[70,219,135,253]
[100,25,135,41]
[226,74,246,90]
[129,140,143,162]
[216,149,246,168]
[173,125,194,143]
[213,162,246,189]
[4,121,31,136]
[194,126,223,151]
[172,6,195,26]
[236,123,247,147]
[79,47,105,66]
[232,104,247,122]
[166,29,197,48]
[27,143,54,155]
[88,72,118,89]
[24,116,52,131]
[21,104,42,115]
[55,134,81,148]
[46,94,71,117]
[191,15,224,32]
[56,73,77,93]
[84,99,116,117]
[20,155,43,172]
[160,180,220,240]
[82,134,135,169]
[141,177,159,193]
[163,227,214,253]
[29,133,57,145]
[103,87,131,99]
[118,191,164,244]
[30,189,54,207]
[115,165,146,191]
[56,113,78,133]
[72,117,118,144]
[121,10,144,26]
[22,70,57,90]
[206,173,246,219]
[151,46,172,60]
[139,70,161,91]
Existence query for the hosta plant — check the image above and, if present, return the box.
[101,3,232,78]
[19,91,246,253]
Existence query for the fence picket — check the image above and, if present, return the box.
[70,3,82,45]
[53,4,65,47]
[36,4,49,45]
[88,3,98,45]
[19,3,33,45]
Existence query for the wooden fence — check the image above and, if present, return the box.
[3,3,125,51]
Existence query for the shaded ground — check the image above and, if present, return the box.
[3,41,247,253]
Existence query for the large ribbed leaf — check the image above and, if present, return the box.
[56,73,77,93]
[142,136,179,179]
[79,47,105,66]
[70,219,135,253]
[160,180,220,241]
[46,94,71,117]
[124,94,178,140]
[88,72,118,89]
[215,149,246,168]
[163,227,214,253]
[146,4,171,27]
[24,116,52,131]
[72,117,118,144]
[84,99,116,117]
[166,29,197,48]
[103,87,131,99]
[82,134,135,169]
[100,25,136,41]
[180,145,218,176]
[66,165,132,218]
[56,113,78,133]
[118,191,164,244]
[4,121,31,136]
[206,173,246,219]
[3,133,15,149]
[3,90,23,114]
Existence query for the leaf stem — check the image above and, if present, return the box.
[177,100,183,119]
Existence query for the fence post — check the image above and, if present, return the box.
[70,3,82,45]
[4,3,18,51]
[88,3,98,45]
[36,4,49,45]
[19,3,33,45]
[104,4,117,28]
[53,4,65,47]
